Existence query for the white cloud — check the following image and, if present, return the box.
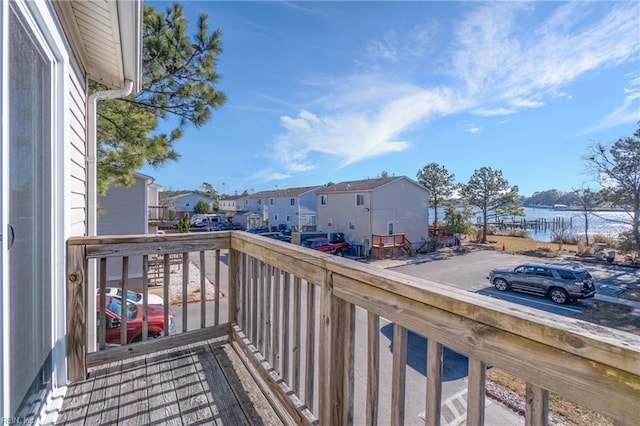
[366,31,399,62]
[271,85,468,172]
[462,125,481,134]
[472,108,516,117]
[452,2,640,107]
[510,98,545,109]
[585,75,640,133]
[268,2,640,177]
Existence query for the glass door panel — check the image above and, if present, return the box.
[8,4,52,416]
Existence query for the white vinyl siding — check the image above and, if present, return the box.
[68,63,87,236]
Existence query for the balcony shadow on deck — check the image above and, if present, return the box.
[57,338,281,425]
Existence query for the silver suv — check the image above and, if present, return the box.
[488,262,596,304]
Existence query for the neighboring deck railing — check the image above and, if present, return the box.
[67,232,640,425]
[148,205,168,221]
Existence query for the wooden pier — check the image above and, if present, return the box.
[481,217,573,233]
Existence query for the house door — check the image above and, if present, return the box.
[387,221,395,235]
[4,2,54,417]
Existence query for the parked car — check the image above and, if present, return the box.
[98,287,164,305]
[212,222,235,231]
[246,227,270,234]
[488,262,596,304]
[97,296,174,344]
[301,237,349,256]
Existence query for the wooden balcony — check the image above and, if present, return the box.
[61,232,640,425]
[148,205,169,225]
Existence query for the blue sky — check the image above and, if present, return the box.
[141,1,640,197]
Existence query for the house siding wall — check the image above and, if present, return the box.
[68,63,87,236]
[167,193,213,215]
[317,191,372,245]
[370,180,429,245]
[97,178,147,280]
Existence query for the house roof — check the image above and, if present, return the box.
[316,176,411,194]
[220,195,245,201]
[53,0,142,92]
[245,185,323,199]
[164,193,214,203]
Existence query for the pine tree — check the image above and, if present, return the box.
[95,3,226,194]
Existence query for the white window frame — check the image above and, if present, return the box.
[320,195,327,205]
[356,194,365,206]
[290,198,295,206]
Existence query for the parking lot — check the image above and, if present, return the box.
[391,250,638,317]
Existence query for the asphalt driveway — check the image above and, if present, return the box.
[390,250,638,317]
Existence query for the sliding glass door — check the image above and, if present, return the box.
[7,2,53,417]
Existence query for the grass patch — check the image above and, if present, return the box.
[573,301,640,335]
[486,368,614,426]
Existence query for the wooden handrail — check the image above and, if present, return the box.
[67,231,640,424]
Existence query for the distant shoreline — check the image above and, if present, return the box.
[523,205,629,212]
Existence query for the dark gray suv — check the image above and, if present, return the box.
[488,262,596,304]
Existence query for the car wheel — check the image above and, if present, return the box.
[335,249,344,257]
[549,288,569,304]
[493,278,509,292]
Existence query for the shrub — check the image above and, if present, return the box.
[507,229,528,238]
[577,242,593,256]
[551,234,580,245]
[592,234,619,248]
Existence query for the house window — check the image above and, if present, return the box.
[270,198,274,205]
[245,200,248,205]
[327,218,333,227]
[274,214,279,221]
[290,198,295,206]
[356,194,365,206]
[286,215,291,222]
[349,220,355,230]
[320,195,327,205]
[258,199,262,205]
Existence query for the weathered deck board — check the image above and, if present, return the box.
[146,349,182,425]
[58,339,282,425]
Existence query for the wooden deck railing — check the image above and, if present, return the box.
[67,232,640,425]
[148,205,168,221]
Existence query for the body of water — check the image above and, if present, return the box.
[430,207,633,242]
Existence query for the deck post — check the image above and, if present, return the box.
[66,243,87,382]
[319,269,351,425]
[228,247,239,326]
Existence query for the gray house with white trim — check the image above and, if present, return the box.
[316,176,429,253]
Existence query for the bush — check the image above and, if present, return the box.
[507,229,528,238]
[551,234,580,245]
[592,234,619,248]
[577,242,594,256]
[486,225,498,235]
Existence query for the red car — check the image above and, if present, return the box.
[97,296,174,344]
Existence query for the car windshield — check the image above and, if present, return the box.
[105,297,137,320]
[115,288,141,303]
[301,240,313,247]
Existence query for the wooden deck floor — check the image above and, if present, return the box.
[57,338,282,425]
